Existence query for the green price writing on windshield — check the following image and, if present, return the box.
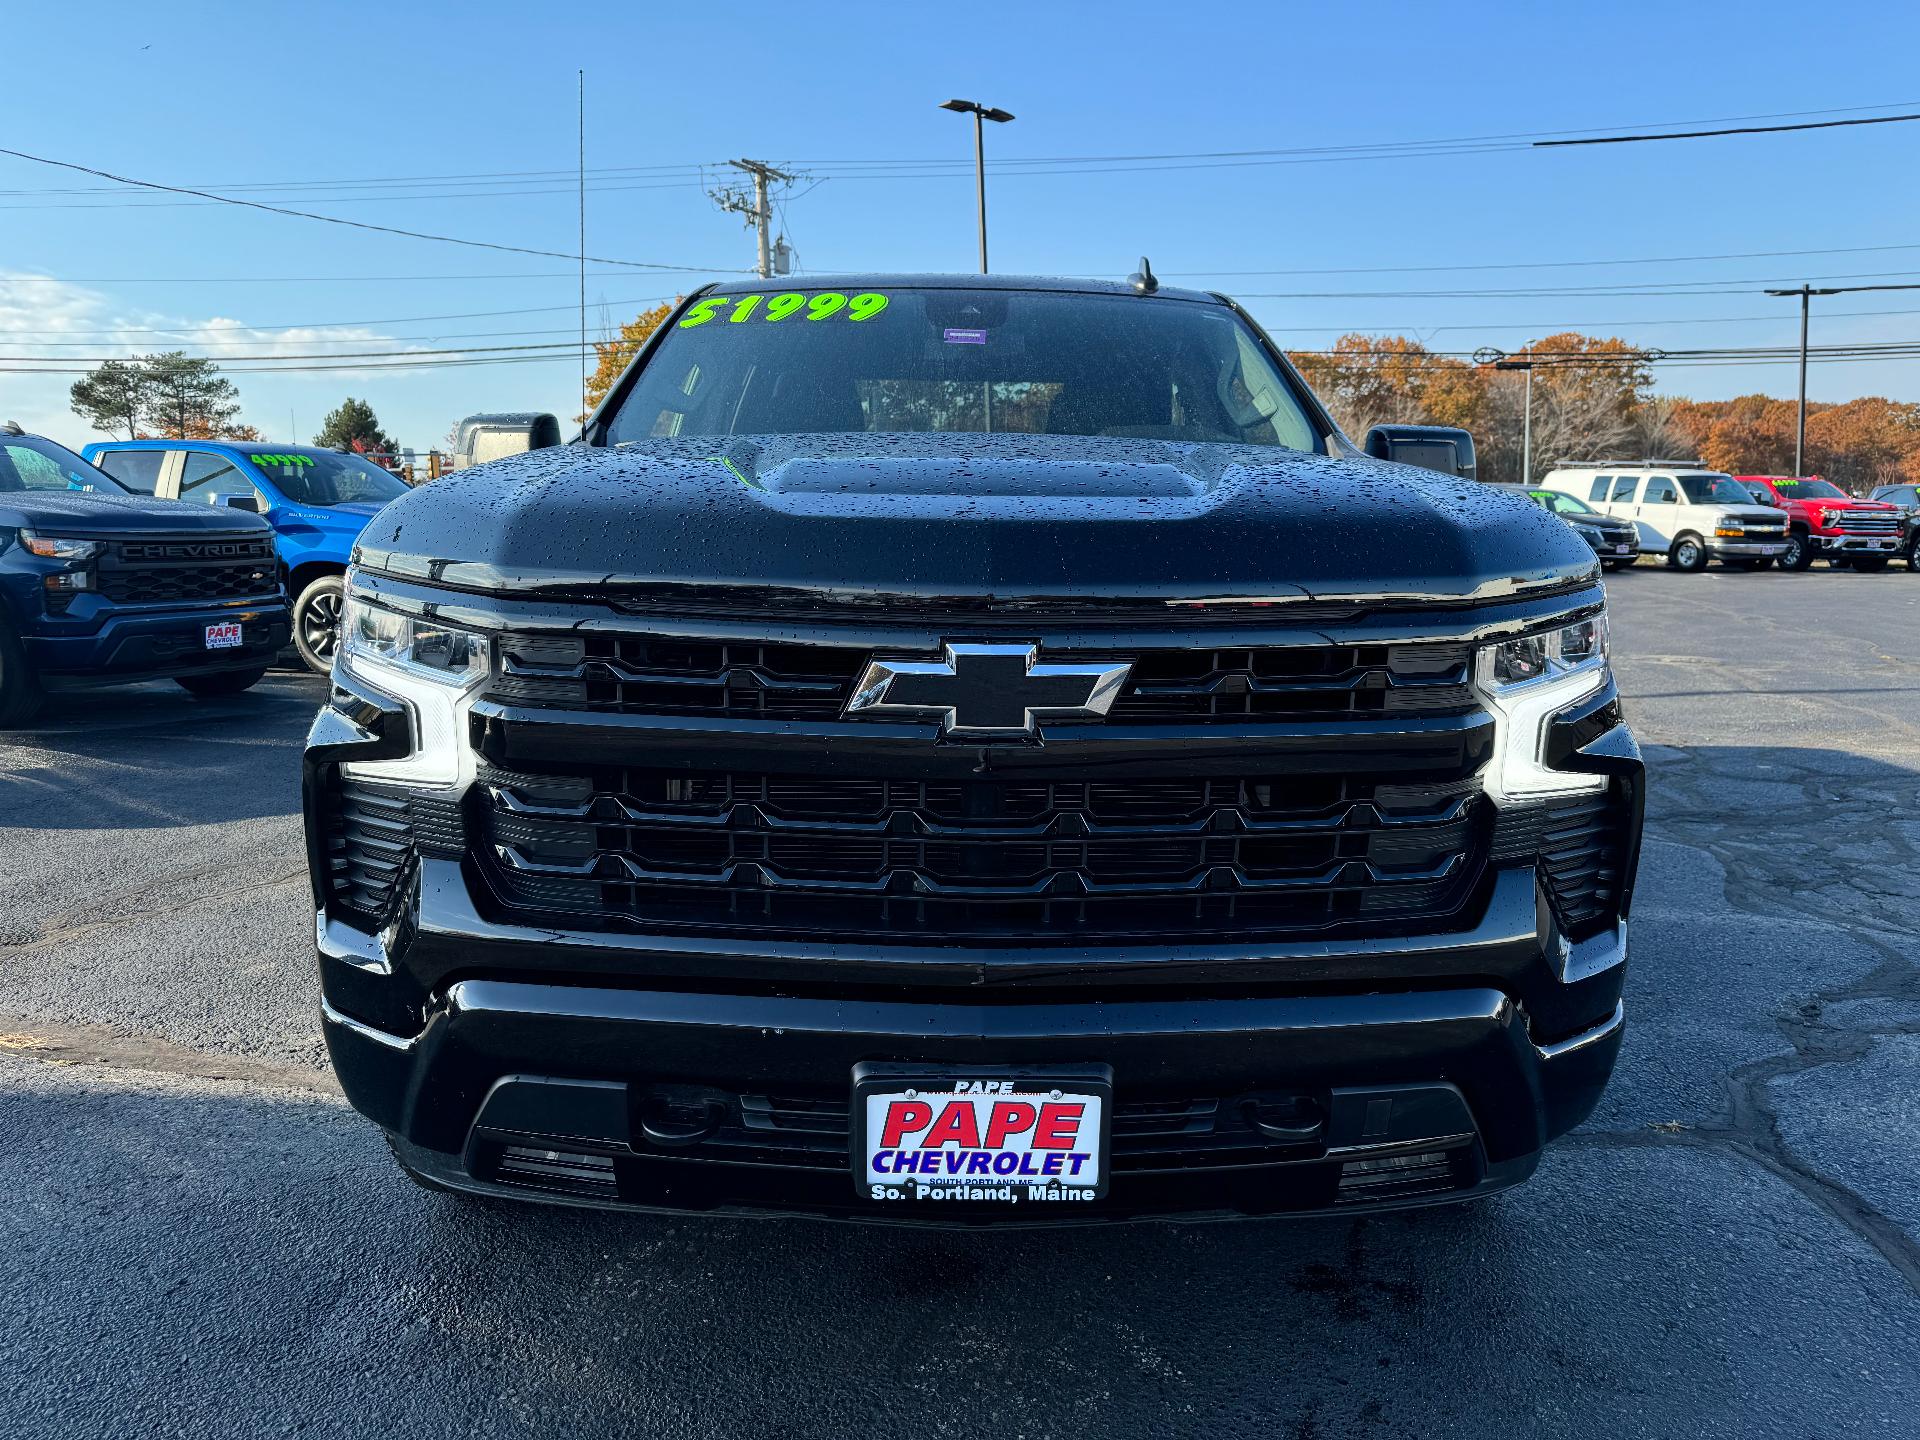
[679,291,890,328]
[251,453,314,468]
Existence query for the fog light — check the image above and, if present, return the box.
[43,571,92,592]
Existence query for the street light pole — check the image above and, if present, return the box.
[1493,358,1536,484]
[939,99,1014,274]
[1766,282,1851,477]
[970,109,987,274]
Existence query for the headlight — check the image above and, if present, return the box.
[1475,614,1611,802]
[341,592,489,686]
[20,530,103,560]
[338,589,490,789]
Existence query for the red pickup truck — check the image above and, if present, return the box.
[1737,476,1904,572]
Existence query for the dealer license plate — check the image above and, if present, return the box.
[854,1063,1111,1207]
[1614,544,1632,555]
[204,622,243,650]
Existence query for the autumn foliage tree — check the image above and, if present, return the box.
[1284,330,1920,491]
[582,302,675,417]
[1288,332,1650,484]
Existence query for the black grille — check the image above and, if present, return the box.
[319,777,464,922]
[476,766,1490,942]
[1537,789,1632,939]
[485,635,1475,726]
[99,535,278,605]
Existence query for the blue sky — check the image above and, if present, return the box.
[6,0,1920,452]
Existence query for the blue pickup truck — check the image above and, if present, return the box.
[0,426,290,726]
[82,440,410,673]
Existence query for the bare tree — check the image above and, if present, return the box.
[1626,396,1697,462]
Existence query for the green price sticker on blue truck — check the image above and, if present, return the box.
[679,291,890,328]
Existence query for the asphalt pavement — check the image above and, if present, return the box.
[3,564,1918,1439]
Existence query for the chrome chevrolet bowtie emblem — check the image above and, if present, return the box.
[846,643,1131,737]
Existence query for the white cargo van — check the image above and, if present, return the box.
[1535,462,1789,572]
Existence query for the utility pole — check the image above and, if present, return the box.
[938,99,1015,273]
[710,159,799,279]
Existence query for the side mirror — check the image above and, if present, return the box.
[224,493,265,513]
[1363,424,1477,481]
[452,412,564,471]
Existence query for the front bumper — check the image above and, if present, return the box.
[346,979,1624,1225]
[28,599,290,688]
[1584,533,1639,560]
[1706,539,1788,558]
[1809,533,1901,554]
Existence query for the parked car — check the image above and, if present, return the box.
[81,440,410,672]
[0,425,289,726]
[304,274,1643,1223]
[1865,482,1920,571]
[1736,476,1904,572]
[1517,487,1641,570]
[1535,463,1787,571]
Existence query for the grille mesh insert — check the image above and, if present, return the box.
[477,766,1490,943]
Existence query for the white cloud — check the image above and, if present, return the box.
[0,271,421,445]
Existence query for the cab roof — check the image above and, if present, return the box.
[93,439,351,457]
[703,272,1225,306]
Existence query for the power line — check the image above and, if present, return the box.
[0,145,739,272]
[1537,112,1920,148]
[0,178,712,212]
[0,271,606,283]
[3,97,1911,201]
[0,294,682,339]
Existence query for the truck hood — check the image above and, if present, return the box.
[354,434,1598,606]
[0,489,273,537]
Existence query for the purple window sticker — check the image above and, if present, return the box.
[943,327,988,345]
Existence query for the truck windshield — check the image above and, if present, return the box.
[1768,478,1846,500]
[245,451,408,507]
[605,287,1321,452]
[0,434,130,494]
[1678,474,1754,504]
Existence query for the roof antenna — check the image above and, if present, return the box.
[1128,256,1159,295]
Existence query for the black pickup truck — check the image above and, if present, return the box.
[1,426,289,726]
[305,274,1643,1222]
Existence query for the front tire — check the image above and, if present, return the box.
[176,665,270,698]
[1668,534,1709,572]
[292,574,346,675]
[1779,532,1815,571]
[0,623,46,728]
[1906,537,1920,572]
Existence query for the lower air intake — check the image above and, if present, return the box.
[494,1145,619,1199]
